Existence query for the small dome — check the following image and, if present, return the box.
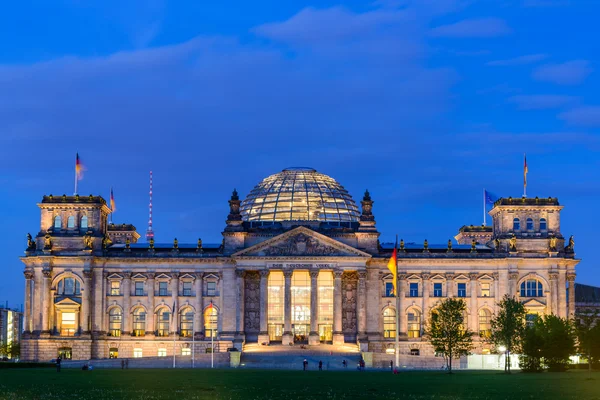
[240,168,360,223]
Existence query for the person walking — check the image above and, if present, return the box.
[318,360,323,371]
[342,359,347,368]
[121,359,125,369]
[125,358,129,369]
[303,359,308,371]
[55,356,61,373]
[390,360,394,371]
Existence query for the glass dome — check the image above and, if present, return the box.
[240,168,360,223]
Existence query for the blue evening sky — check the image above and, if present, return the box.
[1,0,599,308]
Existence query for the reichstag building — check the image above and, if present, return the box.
[20,167,579,364]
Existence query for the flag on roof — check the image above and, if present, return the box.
[386,236,398,296]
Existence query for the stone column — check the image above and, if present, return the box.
[333,269,344,345]
[282,269,293,345]
[24,271,33,333]
[122,272,131,335]
[235,269,245,340]
[445,273,454,298]
[498,270,509,300]
[421,273,430,328]
[258,270,269,345]
[34,268,43,333]
[492,272,500,313]
[508,272,519,298]
[309,269,320,345]
[469,273,478,333]
[567,273,576,318]
[194,272,204,338]
[549,272,558,315]
[357,271,367,343]
[92,269,104,333]
[398,274,406,336]
[41,269,52,334]
[170,273,179,334]
[81,270,93,334]
[147,273,155,335]
[558,270,567,318]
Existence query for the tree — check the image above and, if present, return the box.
[576,312,600,371]
[489,295,526,373]
[539,315,576,371]
[426,298,474,374]
[519,318,545,372]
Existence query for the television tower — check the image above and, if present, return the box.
[146,171,154,242]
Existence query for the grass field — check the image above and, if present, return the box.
[0,368,598,400]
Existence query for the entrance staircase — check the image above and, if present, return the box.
[240,343,362,371]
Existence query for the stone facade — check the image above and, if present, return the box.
[20,169,579,362]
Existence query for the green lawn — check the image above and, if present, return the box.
[0,368,598,400]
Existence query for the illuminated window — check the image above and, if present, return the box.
[479,309,491,337]
[540,218,547,231]
[407,309,421,338]
[183,281,193,296]
[132,308,146,337]
[158,282,168,296]
[60,312,76,336]
[54,215,62,229]
[409,283,419,297]
[457,283,467,297]
[513,218,520,231]
[109,348,118,359]
[67,216,75,228]
[58,347,72,360]
[520,280,543,297]
[383,307,396,338]
[181,348,191,356]
[80,215,88,229]
[133,348,143,358]
[156,308,170,337]
[433,283,442,297]
[526,313,538,328]
[57,277,81,296]
[526,218,534,231]
[158,348,167,357]
[481,283,490,297]
[292,271,310,325]
[318,271,334,325]
[180,308,194,337]
[135,281,144,296]
[108,308,122,337]
[110,281,120,296]
[204,306,218,338]
[268,271,284,341]
[207,281,217,296]
[385,282,394,297]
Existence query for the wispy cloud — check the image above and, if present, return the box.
[508,94,578,110]
[559,106,600,127]
[532,60,593,85]
[430,18,512,38]
[487,53,547,66]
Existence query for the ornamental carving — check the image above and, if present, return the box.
[342,273,357,334]
[262,233,348,257]
[244,272,260,334]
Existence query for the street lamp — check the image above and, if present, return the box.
[498,345,506,353]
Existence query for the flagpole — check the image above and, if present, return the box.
[394,234,400,370]
[211,322,214,369]
[483,188,486,226]
[523,154,527,198]
[172,307,176,368]
[74,168,78,196]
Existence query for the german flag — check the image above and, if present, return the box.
[110,188,116,212]
[75,153,84,180]
[387,236,398,296]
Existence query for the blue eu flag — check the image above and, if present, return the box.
[485,190,498,205]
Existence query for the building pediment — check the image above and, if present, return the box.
[522,298,546,308]
[232,226,371,258]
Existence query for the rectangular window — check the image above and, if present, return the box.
[135,281,144,296]
[133,348,143,358]
[158,348,167,357]
[159,282,168,296]
[181,348,191,356]
[183,281,192,296]
[433,283,442,297]
[409,283,419,297]
[60,312,76,336]
[207,281,217,296]
[110,281,120,296]
[481,283,490,297]
[385,282,394,297]
[457,283,467,297]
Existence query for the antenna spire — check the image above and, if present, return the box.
[146,171,154,242]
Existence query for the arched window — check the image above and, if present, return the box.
[180,308,194,337]
[80,216,88,229]
[132,308,146,337]
[204,306,218,338]
[383,307,396,338]
[513,218,520,231]
[156,308,170,337]
[67,216,75,228]
[540,218,547,231]
[526,218,534,231]
[57,277,81,296]
[520,279,543,297]
[108,308,122,337]
[407,309,421,338]
[478,309,492,338]
[54,215,62,229]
